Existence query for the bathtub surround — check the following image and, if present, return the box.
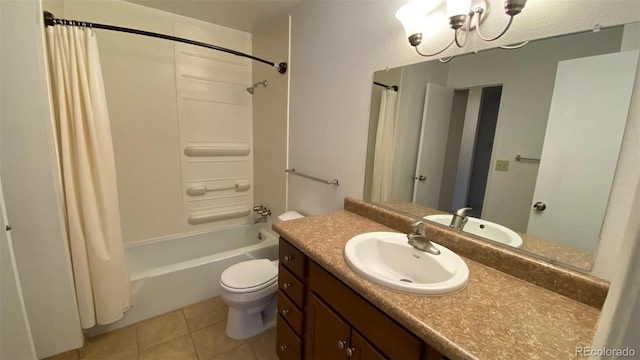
[174,19,254,230]
[46,23,132,329]
[53,0,257,243]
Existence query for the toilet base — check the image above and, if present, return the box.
[225,298,277,340]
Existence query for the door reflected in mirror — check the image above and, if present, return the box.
[364,23,640,271]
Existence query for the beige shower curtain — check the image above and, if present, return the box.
[46,25,131,329]
[370,89,398,203]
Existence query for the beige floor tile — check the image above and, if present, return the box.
[211,343,257,360]
[83,325,138,359]
[139,334,197,360]
[137,311,189,351]
[43,349,79,360]
[248,328,277,360]
[191,321,246,360]
[183,297,228,332]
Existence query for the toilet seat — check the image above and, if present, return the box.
[220,259,278,294]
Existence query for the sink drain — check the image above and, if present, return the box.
[400,278,413,283]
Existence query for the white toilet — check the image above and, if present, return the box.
[219,211,304,340]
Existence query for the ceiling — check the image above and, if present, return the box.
[124,0,301,33]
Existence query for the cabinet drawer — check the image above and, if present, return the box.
[276,315,302,360]
[279,238,306,280]
[279,264,304,307]
[277,291,303,336]
[309,261,422,359]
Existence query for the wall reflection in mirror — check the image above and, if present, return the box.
[364,23,639,271]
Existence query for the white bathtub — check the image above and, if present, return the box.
[87,224,278,336]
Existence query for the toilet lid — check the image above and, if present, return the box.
[220,259,278,290]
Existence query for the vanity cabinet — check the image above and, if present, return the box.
[306,292,384,359]
[276,238,307,359]
[277,237,447,360]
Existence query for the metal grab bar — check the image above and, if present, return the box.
[515,154,540,162]
[285,168,340,185]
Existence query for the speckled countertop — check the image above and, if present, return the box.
[273,210,601,360]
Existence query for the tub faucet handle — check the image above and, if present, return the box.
[259,209,271,217]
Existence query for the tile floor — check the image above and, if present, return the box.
[45,297,277,360]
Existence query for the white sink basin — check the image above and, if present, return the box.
[424,214,523,248]
[344,232,469,295]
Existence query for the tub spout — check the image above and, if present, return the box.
[254,216,268,224]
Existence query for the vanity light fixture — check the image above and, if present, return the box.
[396,0,527,57]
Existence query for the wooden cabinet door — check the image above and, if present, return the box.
[305,293,350,360]
[349,330,385,360]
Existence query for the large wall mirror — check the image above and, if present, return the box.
[364,22,639,272]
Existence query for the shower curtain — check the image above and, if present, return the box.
[46,25,131,329]
[370,89,398,203]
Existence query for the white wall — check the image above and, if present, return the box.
[0,0,83,357]
[252,15,291,233]
[288,1,408,215]
[62,0,255,243]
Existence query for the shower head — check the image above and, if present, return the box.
[246,80,268,94]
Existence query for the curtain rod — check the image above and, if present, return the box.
[43,11,287,74]
[373,81,398,91]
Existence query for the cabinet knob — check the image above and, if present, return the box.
[346,347,355,357]
[279,345,287,351]
[280,309,289,317]
[337,340,347,350]
[283,255,293,262]
[281,283,291,290]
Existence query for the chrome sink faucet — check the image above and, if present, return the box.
[407,220,441,255]
[450,207,472,231]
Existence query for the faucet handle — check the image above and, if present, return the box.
[411,220,425,227]
[455,207,472,217]
[259,209,271,216]
[410,220,427,234]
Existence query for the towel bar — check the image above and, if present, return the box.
[285,168,339,185]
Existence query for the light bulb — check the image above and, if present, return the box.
[395,2,427,41]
